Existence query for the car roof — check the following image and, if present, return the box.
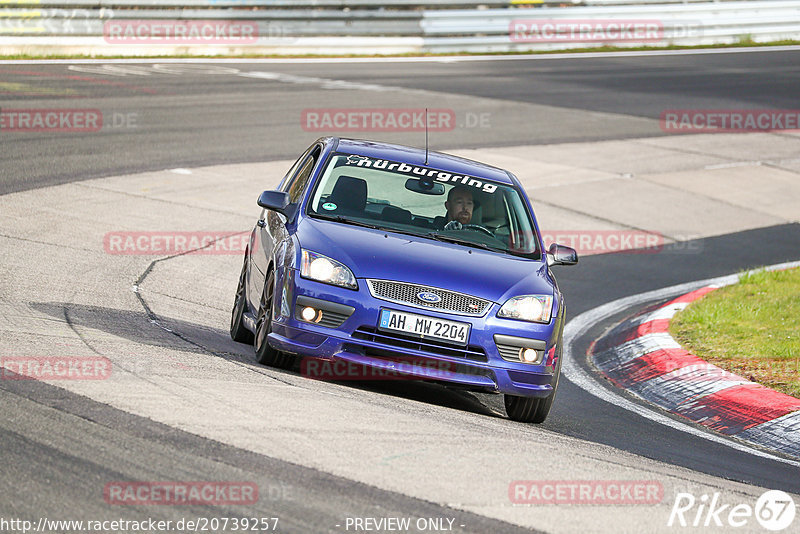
[330,137,517,186]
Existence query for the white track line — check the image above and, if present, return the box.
[1,45,800,65]
[562,260,800,468]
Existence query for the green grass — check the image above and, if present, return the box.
[2,39,800,60]
[670,267,800,399]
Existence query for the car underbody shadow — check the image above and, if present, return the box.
[30,301,254,361]
[308,374,503,419]
[29,301,503,419]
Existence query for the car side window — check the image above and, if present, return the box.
[278,145,314,192]
[283,146,321,203]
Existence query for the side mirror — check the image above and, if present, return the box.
[257,190,290,214]
[547,243,578,267]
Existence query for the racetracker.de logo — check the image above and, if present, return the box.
[541,230,664,255]
[1,356,112,380]
[300,358,456,381]
[104,231,250,255]
[104,20,259,44]
[509,19,664,42]
[0,108,102,132]
[301,109,455,132]
[509,480,663,505]
[660,109,800,133]
[104,482,258,505]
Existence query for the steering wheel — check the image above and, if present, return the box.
[462,224,494,237]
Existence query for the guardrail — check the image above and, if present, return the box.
[0,0,798,55]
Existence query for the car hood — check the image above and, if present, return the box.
[296,217,554,304]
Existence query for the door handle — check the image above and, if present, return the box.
[257,219,266,228]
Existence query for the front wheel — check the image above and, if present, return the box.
[505,357,561,423]
[230,257,254,344]
[504,392,554,424]
[254,270,294,369]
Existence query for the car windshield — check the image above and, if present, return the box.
[307,152,540,258]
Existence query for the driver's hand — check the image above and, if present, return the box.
[444,221,462,230]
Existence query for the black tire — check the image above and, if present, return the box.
[254,270,293,369]
[230,257,255,344]
[505,353,562,424]
[504,394,550,424]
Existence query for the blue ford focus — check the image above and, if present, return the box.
[231,137,577,423]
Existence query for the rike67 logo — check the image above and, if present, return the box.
[668,490,796,531]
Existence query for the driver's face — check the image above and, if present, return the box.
[446,189,474,225]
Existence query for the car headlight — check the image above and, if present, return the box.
[497,295,553,323]
[300,250,358,290]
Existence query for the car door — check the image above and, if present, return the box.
[246,143,322,313]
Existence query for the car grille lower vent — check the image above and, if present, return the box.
[316,311,350,328]
[352,327,488,362]
[343,342,495,382]
[496,343,522,362]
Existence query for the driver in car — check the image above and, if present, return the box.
[442,186,474,230]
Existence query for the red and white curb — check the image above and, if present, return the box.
[592,279,800,459]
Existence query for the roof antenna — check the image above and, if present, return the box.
[424,108,430,165]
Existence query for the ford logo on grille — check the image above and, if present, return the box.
[417,291,442,304]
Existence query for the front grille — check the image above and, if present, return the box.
[352,327,488,362]
[366,279,491,316]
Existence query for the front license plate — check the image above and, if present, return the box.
[378,308,470,346]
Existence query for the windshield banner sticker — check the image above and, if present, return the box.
[344,155,498,194]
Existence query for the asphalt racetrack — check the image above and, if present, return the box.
[1,48,800,533]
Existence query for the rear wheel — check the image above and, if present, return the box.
[230,257,254,344]
[254,270,293,369]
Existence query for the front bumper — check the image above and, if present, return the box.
[270,270,563,398]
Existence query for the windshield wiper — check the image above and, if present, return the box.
[316,214,380,230]
[424,232,497,252]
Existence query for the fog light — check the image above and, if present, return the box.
[520,348,538,363]
[301,306,320,323]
